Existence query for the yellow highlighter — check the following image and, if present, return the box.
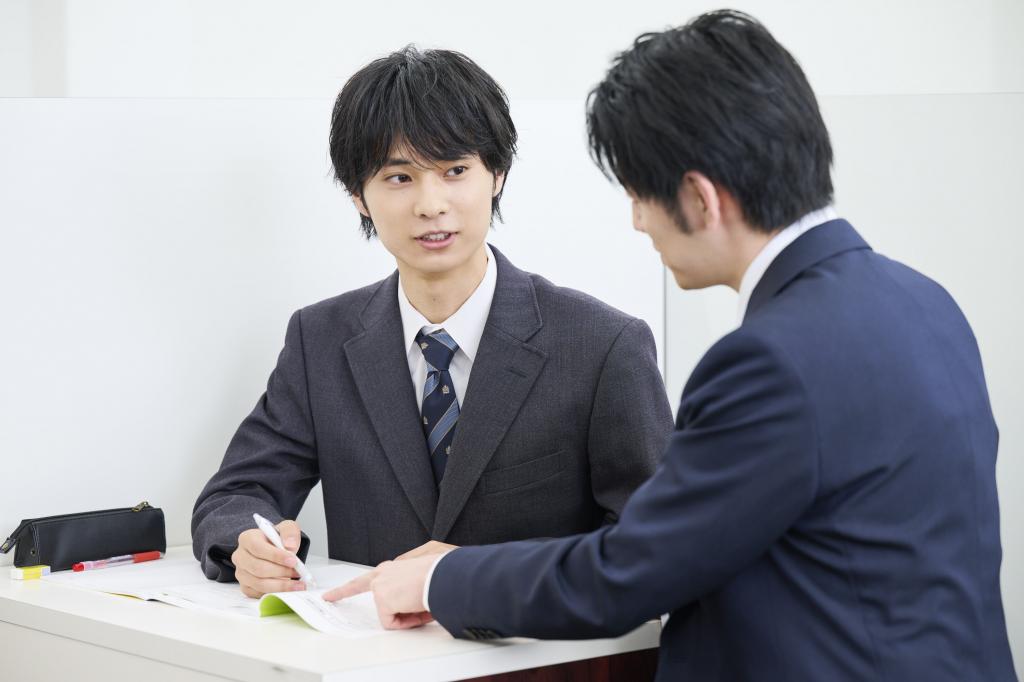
[10,565,50,580]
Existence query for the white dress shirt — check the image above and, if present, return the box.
[401,246,496,612]
[414,250,498,611]
[398,243,497,412]
[735,205,838,324]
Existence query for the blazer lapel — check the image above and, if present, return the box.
[745,219,872,321]
[345,273,437,534]
[432,247,547,540]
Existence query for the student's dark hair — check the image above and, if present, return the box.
[587,9,833,232]
[329,46,517,239]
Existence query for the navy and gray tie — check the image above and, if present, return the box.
[416,328,460,484]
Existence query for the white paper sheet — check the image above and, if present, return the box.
[269,589,386,637]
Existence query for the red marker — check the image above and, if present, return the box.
[72,551,162,572]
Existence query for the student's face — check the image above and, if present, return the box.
[354,148,504,278]
[628,189,728,290]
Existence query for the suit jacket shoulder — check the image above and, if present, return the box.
[523,271,655,382]
[529,272,637,333]
[294,276,390,341]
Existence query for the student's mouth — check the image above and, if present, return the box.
[415,231,456,250]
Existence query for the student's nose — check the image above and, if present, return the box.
[414,175,450,220]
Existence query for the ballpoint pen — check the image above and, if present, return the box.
[252,513,317,588]
[72,551,162,572]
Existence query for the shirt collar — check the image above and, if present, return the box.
[736,205,838,324]
[398,243,497,362]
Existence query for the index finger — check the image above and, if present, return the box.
[322,571,374,602]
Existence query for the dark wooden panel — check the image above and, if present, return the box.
[462,647,658,682]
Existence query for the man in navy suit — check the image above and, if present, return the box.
[326,10,1017,680]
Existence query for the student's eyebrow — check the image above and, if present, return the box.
[381,156,472,171]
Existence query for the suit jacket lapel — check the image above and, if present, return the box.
[433,247,547,540]
[745,219,872,321]
[345,273,437,534]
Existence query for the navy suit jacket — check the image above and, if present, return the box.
[429,221,1017,681]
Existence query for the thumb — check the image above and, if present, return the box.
[276,520,301,551]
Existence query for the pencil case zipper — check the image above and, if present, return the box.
[0,501,153,554]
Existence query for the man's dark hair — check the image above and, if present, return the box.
[587,9,833,232]
[329,46,517,239]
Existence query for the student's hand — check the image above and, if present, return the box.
[232,519,305,598]
[395,540,458,561]
[323,556,437,629]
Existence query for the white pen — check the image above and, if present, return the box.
[252,513,318,589]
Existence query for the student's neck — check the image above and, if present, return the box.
[400,246,488,324]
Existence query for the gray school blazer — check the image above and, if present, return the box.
[192,246,673,580]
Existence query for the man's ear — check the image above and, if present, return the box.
[492,171,506,197]
[352,194,370,218]
[680,171,722,232]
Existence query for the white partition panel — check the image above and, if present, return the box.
[0,98,663,563]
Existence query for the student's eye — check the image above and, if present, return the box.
[446,166,468,177]
[385,174,411,184]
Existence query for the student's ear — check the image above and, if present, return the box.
[680,171,722,232]
[492,171,506,197]
[352,194,370,218]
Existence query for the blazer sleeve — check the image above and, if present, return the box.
[191,310,320,581]
[587,318,673,522]
[429,329,819,639]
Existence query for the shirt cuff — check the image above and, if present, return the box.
[422,550,454,612]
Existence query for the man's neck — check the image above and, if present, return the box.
[400,245,489,324]
[726,228,779,291]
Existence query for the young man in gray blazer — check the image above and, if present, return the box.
[191,47,673,597]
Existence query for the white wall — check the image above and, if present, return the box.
[3,1,1023,100]
[2,0,1021,665]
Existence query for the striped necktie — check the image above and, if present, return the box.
[415,328,460,484]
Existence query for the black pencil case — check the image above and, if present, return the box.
[1,501,166,571]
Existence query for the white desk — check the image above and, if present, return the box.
[0,546,660,681]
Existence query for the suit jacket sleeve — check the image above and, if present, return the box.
[429,329,819,639]
[191,310,319,581]
[587,318,673,522]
